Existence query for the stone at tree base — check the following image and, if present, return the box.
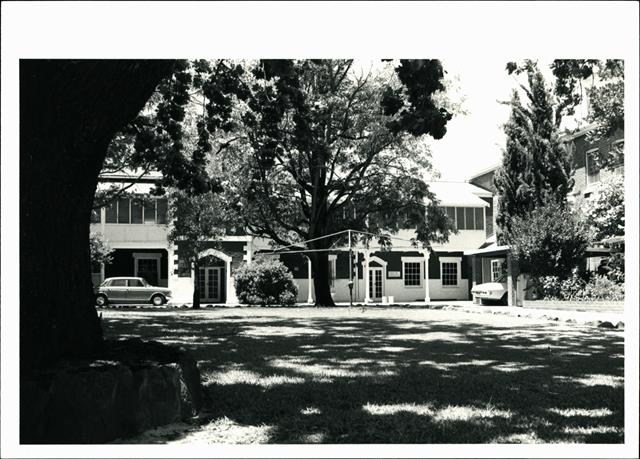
[615,321,624,329]
[597,321,616,329]
[20,339,205,444]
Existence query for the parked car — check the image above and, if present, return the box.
[471,275,508,305]
[94,277,172,307]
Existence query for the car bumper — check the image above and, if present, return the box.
[472,291,505,300]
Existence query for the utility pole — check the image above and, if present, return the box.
[348,229,354,308]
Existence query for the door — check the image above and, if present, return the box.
[127,278,148,303]
[368,267,384,301]
[107,278,129,302]
[136,258,159,286]
[199,267,222,302]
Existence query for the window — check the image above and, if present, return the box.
[491,259,504,282]
[129,279,144,287]
[445,207,456,225]
[131,199,143,224]
[144,200,156,224]
[444,207,485,231]
[474,208,484,230]
[610,139,624,170]
[105,201,117,223]
[117,198,130,224]
[110,279,127,287]
[157,198,168,224]
[441,262,457,286]
[441,260,458,286]
[456,207,465,230]
[465,208,475,230]
[586,148,600,185]
[404,262,421,286]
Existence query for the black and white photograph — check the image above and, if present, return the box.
[1,2,638,458]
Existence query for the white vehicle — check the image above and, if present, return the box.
[471,275,508,305]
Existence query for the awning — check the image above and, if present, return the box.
[464,244,510,257]
[585,246,612,256]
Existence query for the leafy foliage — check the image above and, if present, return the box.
[222,60,455,248]
[495,61,573,238]
[234,258,298,306]
[167,189,233,308]
[580,174,624,242]
[89,232,114,267]
[100,59,457,306]
[550,59,624,168]
[503,201,588,279]
[539,272,624,301]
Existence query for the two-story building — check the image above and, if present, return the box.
[461,124,624,304]
[92,173,501,305]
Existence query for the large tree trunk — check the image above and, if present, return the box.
[20,60,174,373]
[308,240,336,307]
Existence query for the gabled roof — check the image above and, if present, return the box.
[426,181,492,207]
[466,163,500,182]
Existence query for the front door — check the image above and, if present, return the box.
[368,267,384,301]
[136,258,160,286]
[199,267,222,302]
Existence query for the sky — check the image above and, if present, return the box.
[427,57,584,182]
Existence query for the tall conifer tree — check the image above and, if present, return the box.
[495,61,573,240]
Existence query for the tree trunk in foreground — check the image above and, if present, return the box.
[20,60,174,373]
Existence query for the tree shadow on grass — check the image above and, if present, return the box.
[102,309,624,444]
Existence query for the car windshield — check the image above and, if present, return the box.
[495,274,507,283]
[140,278,150,287]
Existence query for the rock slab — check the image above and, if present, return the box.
[21,339,204,444]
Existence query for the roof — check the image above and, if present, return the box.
[466,164,500,182]
[464,244,510,256]
[96,181,158,194]
[558,122,599,142]
[427,181,492,207]
[98,169,163,182]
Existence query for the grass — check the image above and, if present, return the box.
[102,307,624,444]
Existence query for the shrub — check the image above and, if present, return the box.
[576,275,625,301]
[504,201,588,280]
[234,258,298,306]
[539,271,624,301]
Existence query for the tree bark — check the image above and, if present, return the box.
[308,239,336,307]
[20,60,174,373]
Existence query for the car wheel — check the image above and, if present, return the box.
[96,294,108,307]
[151,294,165,306]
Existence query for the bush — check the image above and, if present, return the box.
[234,258,298,306]
[539,271,624,301]
[504,201,588,280]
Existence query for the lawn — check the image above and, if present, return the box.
[102,307,624,444]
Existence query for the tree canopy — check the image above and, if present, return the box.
[503,200,588,280]
[103,59,458,306]
[167,189,235,308]
[495,61,574,239]
[550,59,624,168]
[215,60,456,304]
